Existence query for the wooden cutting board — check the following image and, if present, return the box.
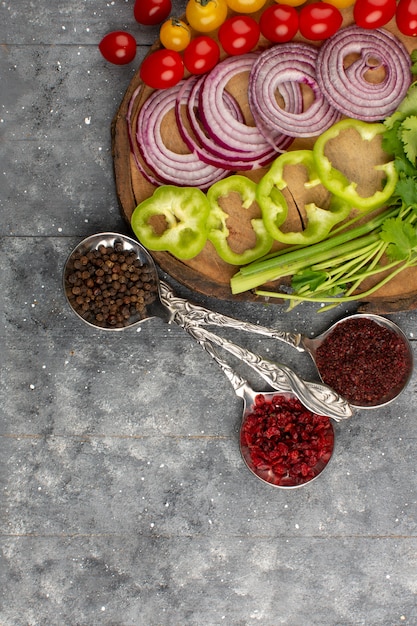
[111,4,417,313]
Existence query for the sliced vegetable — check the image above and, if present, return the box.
[175,75,260,170]
[160,18,192,51]
[298,2,343,40]
[316,26,412,121]
[218,16,261,55]
[256,150,351,245]
[185,0,228,32]
[197,54,288,167]
[313,118,398,211]
[131,185,211,260]
[206,176,273,264]
[176,75,267,170]
[130,81,228,189]
[248,43,341,144]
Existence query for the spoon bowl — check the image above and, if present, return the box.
[302,313,414,409]
[63,232,165,330]
[239,386,335,489]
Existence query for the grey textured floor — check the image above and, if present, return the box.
[1,2,417,625]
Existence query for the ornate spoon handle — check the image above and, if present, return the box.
[186,327,249,397]
[159,281,304,351]
[182,323,352,421]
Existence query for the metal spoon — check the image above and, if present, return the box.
[160,283,413,409]
[63,232,352,421]
[187,334,335,489]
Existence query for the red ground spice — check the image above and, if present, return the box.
[240,394,334,487]
[315,317,411,406]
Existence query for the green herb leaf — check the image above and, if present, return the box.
[383,120,406,158]
[394,156,417,179]
[397,83,417,118]
[291,269,327,292]
[410,50,417,75]
[380,216,417,260]
[394,175,417,206]
[400,116,417,165]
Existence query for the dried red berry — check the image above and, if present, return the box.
[240,394,334,487]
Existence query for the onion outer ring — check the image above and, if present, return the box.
[134,82,228,189]
[316,26,412,121]
[249,42,342,139]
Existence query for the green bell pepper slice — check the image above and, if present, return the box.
[206,175,273,265]
[256,150,351,245]
[131,185,210,260]
[313,118,398,212]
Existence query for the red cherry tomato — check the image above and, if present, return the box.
[299,2,343,40]
[140,49,184,89]
[134,0,172,25]
[259,4,299,43]
[396,0,417,35]
[353,0,396,28]
[183,36,220,75]
[218,15,260,55]
[98,31,137,65]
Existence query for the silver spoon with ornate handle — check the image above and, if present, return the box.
[159,280,413,409]
[184,334,336,489]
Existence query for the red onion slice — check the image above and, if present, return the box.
[249,43,342,140]
[198,54,290,165]
[126,85,163,187]
[176,75,285,170]
[130,82,228,189]
[316,26,412,121]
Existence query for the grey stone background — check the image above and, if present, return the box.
[1,1,417,624]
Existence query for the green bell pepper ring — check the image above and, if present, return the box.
[256,150,351,245]
[206,175,273,265]
[131,185,210,260]
[313,118,398,212]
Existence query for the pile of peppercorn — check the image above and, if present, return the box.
[64,240,157,328]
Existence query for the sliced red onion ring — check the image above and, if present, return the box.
[126,85,162,187]
[176,75,284,170]
[249,42,342,141]
[129,82,228,189]
[316,26,412,121]
[198,54,290,166]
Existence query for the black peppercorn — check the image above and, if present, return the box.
[65,240,158,328]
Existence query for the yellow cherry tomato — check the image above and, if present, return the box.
[186,0,228,33]
[225,0,268,12]
[160,18,192,51]
[273,0,307,6]
[324,0,355,7]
